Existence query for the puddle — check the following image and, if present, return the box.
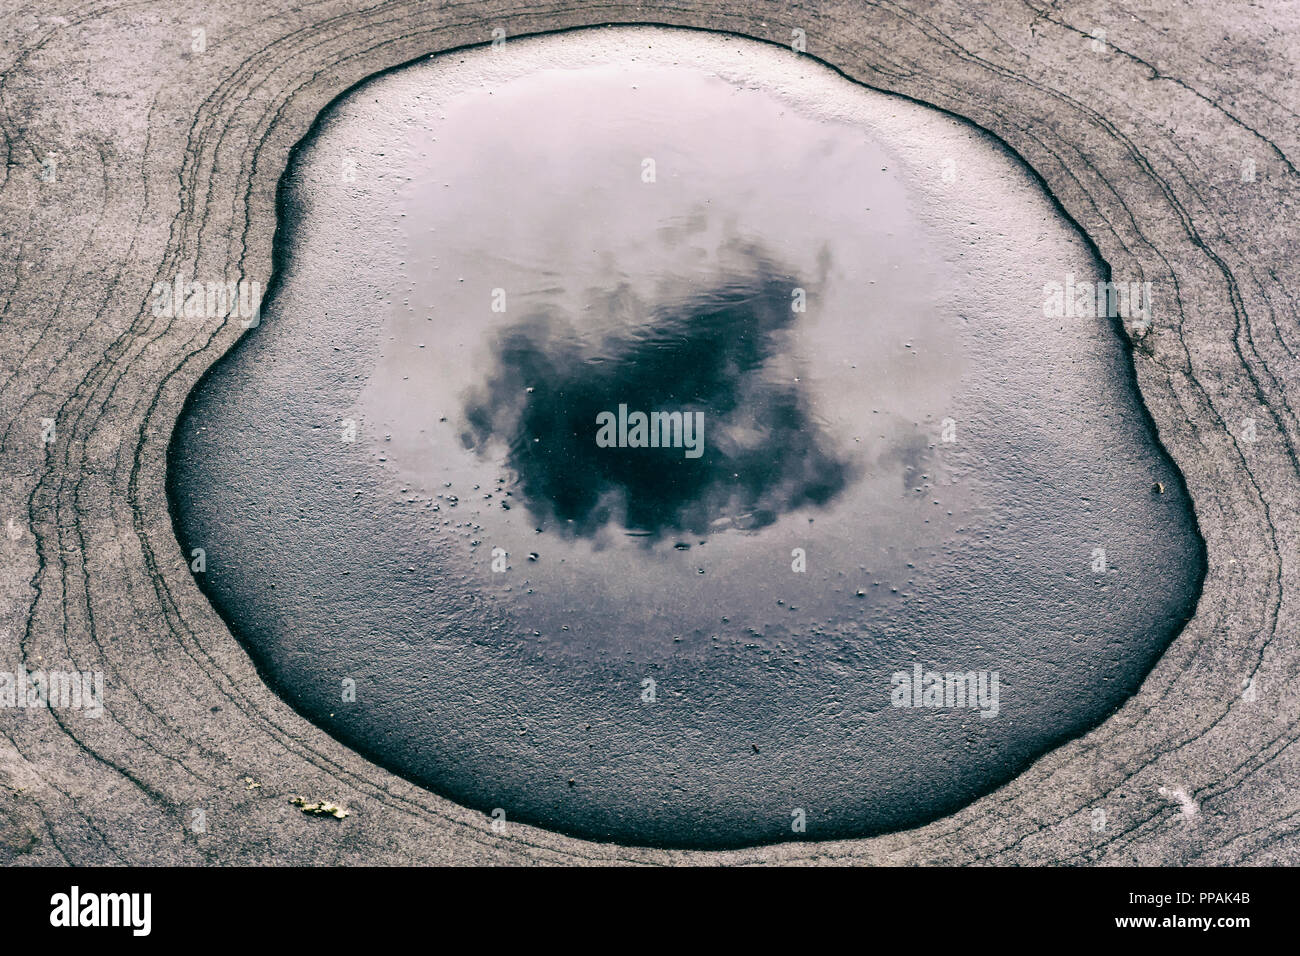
[169,27,1203,847]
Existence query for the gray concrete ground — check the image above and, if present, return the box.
[0,0,1297,865]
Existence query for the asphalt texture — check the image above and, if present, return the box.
[0,1,1297,864]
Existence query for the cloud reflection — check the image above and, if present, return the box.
[460,251,859,537]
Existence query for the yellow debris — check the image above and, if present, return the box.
[289,796,349,819]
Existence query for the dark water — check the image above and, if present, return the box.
[459,262,857,538]
[168,30,1203,847]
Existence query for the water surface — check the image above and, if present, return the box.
[169,28,1203,847]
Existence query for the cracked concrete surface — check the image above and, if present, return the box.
[0,0,1297,865]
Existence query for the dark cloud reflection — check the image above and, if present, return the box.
[460,254,859,537]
